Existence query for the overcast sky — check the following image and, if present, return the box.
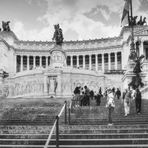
[0,0,147,41]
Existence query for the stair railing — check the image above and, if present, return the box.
[44,101,67,148]
[68,101,72,124]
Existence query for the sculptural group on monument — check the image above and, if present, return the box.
[52,24,64,46]
[129,15,147,26]
[0,21,11,32]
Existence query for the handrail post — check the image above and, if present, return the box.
[65,101,67,124]
[56,115,59,148]
[68,106,71,125]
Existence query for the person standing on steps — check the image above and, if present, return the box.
[106,88,115,126]
[115,88,121,99]
[84,86,90,106]
[123,87,132,117]
[134,88,142,114]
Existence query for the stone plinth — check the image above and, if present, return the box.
[50,45,66,68]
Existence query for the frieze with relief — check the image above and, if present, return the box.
[7,78,44,97]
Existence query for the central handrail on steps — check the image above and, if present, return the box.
[68,101,72,124]
[44,101,67,148]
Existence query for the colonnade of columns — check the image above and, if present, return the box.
[16,55,50,72]
[16,51,122,73]
[67,52,122,72]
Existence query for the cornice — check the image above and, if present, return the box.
[13,36,122,51]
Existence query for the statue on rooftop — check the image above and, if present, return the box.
[129,16,138,26]
[142,17,147,25]
[2,21,11,31]
[52,24,64,46]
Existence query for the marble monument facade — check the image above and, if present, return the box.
[0,26,148,98]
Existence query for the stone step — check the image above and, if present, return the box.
[47,144,148,148]
[71,113,148,118]
[53,133,148,139]
[49,138,148,145]
[0,145,44,148]
[0,119,65,125]
[62,128,148,134]
[1,133,148,139]
[1,144,148,148]
[70,119,148,125]
[1,138,148,146]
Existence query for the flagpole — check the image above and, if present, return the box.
[130,0,134,51]
[129,0,137,60]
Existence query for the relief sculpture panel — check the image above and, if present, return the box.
[6,76,44,97]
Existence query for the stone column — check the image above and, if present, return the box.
[20,55,23,72]
[108,53,111,70]
[44,75,48,95]
[102,54,104,72]
[40,56,42,67]
[96,54,98,71]
[33,56,36,68]
[27,56,30,71]
[115,52,117,70]
[46,56,48,68]
[140,41,144,55]
[77,55,79,68]
[70,56,73,67]
[89,55,92,70]
[83,55,85,69]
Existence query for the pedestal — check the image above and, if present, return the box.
[50,45,66,68]
[122,60,136,89]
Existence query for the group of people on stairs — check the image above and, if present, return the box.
[105,86,142,126]
[123,86,142,116]
[72,85,142,126]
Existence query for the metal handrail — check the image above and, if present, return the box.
[44,120,57,148]
[68,101,72,124]
[44,101,67,148]
[58,103,66,117]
